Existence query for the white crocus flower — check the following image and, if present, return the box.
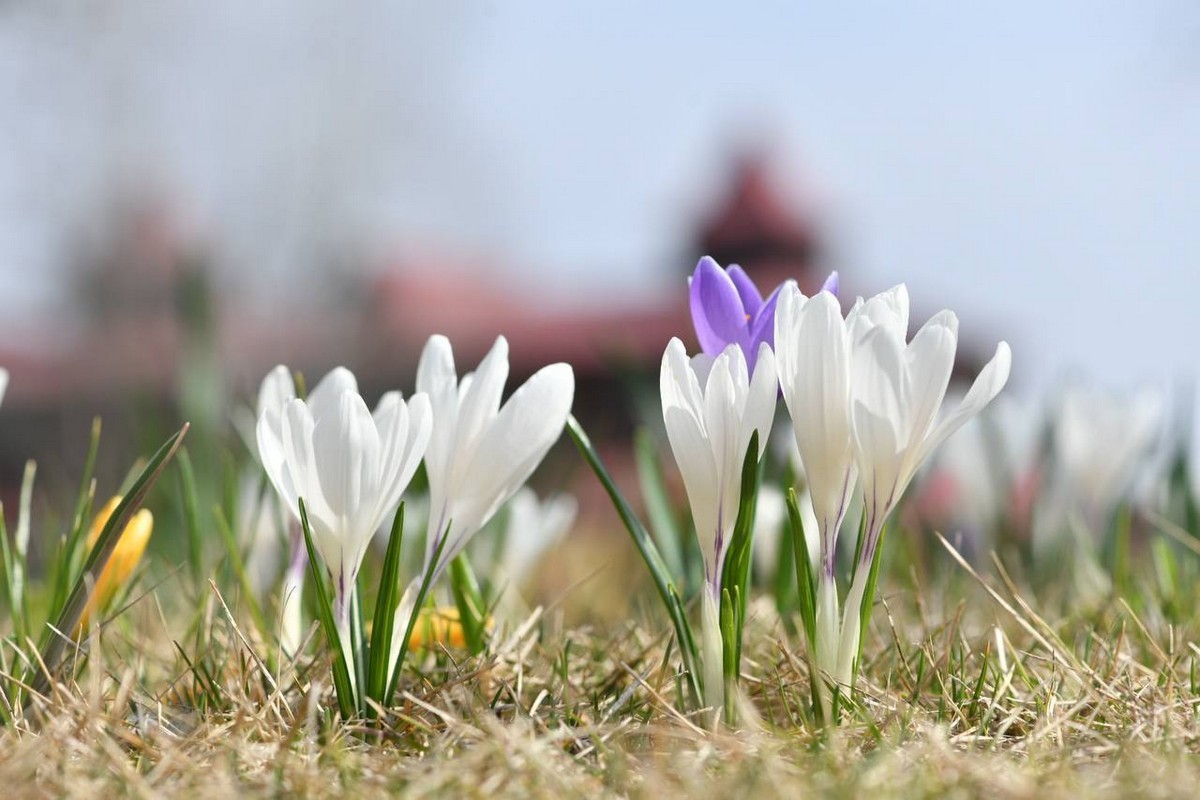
[837,286,1011,682]
[775,283,858,683]
[388,335,573,675]
[660,336,776,713]
[416,335,575,580]
[250,366,308,655]
[258,366,432,683]
[1054,385,1163,528]
[0,368,8,408]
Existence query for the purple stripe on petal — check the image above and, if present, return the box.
[820,270,840,298]
[726,264,764,317]
[689,256,748,356]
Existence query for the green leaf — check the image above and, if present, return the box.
[212,504,268,640]
[634,428,686,579]
[366,502,405,711]
[298,497,358,719]
[853,522,888,684]
[449,553,488,654]
[28,423,189,704]
[177,448,204,594]
[566,414,701,707]
[786,488,818,647]
[385,526,453,706]
[719,432,761,710]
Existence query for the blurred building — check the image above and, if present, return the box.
[0,152,989,507]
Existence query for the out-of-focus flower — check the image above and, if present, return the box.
[246,365,308,655]
[660,336,776,710]
[914,396,1040,553]
[497,488,577,586]
[407,606,495,651]
[77,496,154,634]
[751,483,819,581]
[0,367,8,408]
[257,366,431,676]
[416,335,575,582]
[1053,385,1164,527]
[689,256,837,372]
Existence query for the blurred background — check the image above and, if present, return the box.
[0,2,1198,587]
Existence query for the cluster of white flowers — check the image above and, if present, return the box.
[661,264,1011,710]
[254,335,574,698]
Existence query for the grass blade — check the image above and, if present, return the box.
[298,498,358,719]
[28,423,189,703]
[566,414,700,706]
[366,502,405,711]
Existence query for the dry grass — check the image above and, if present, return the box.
[2,539,1198,800]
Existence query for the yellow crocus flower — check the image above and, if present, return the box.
[407,606,493,651]
[76,496,153,634]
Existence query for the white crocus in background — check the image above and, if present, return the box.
[497,487,577,589]
[258,366,432,690]
[248,365,308,655]
[660,336,776,714]
[394,335,574,671]
[0,367,8,408]
[1053,385,1164,530]
[838,285,1011,684]
[775,283,857,687]
[1032,385,1163,600]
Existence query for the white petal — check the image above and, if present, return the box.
[307,367,359,424]
[0,368,7,408]
[416,335,459,490]
[902,310,959,451]
[851,326,907,515]
[745,342,778,461]
[377,392,432,519]
[445,363,574,568]
[312,391,381,574]
[703,347,744,563]
[661,342,719,563]
[454,336,510,463]
[914,341,1012,477]
[257,365,296,417]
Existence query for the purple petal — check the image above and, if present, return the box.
[726,264,764,317]
[748,285,781,353]
[820,270,840,297]
[689,256,748,356]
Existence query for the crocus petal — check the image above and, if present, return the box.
[257,365,296,418]
[447,364,574,566]
[747,283,783,352]
[0,368,7,408]
[820,271,840,297]
[689,257,748,357]
[375,392,433,519]
[779,288,855,536]
[662,339,719,560]
[744,342,778,460]
[902,311,959,451]
[727,264,764,317]
[703,348,745,563]
[307,367,359,425]
[453,336,510,466]
[851,326,908,515]
[914,341,1012,472]
[416,335,459,486]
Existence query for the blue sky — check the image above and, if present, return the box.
[0,1,1196,392]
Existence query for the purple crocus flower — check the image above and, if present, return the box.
[688,256,838,371]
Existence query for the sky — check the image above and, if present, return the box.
[0,1,1197,393]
